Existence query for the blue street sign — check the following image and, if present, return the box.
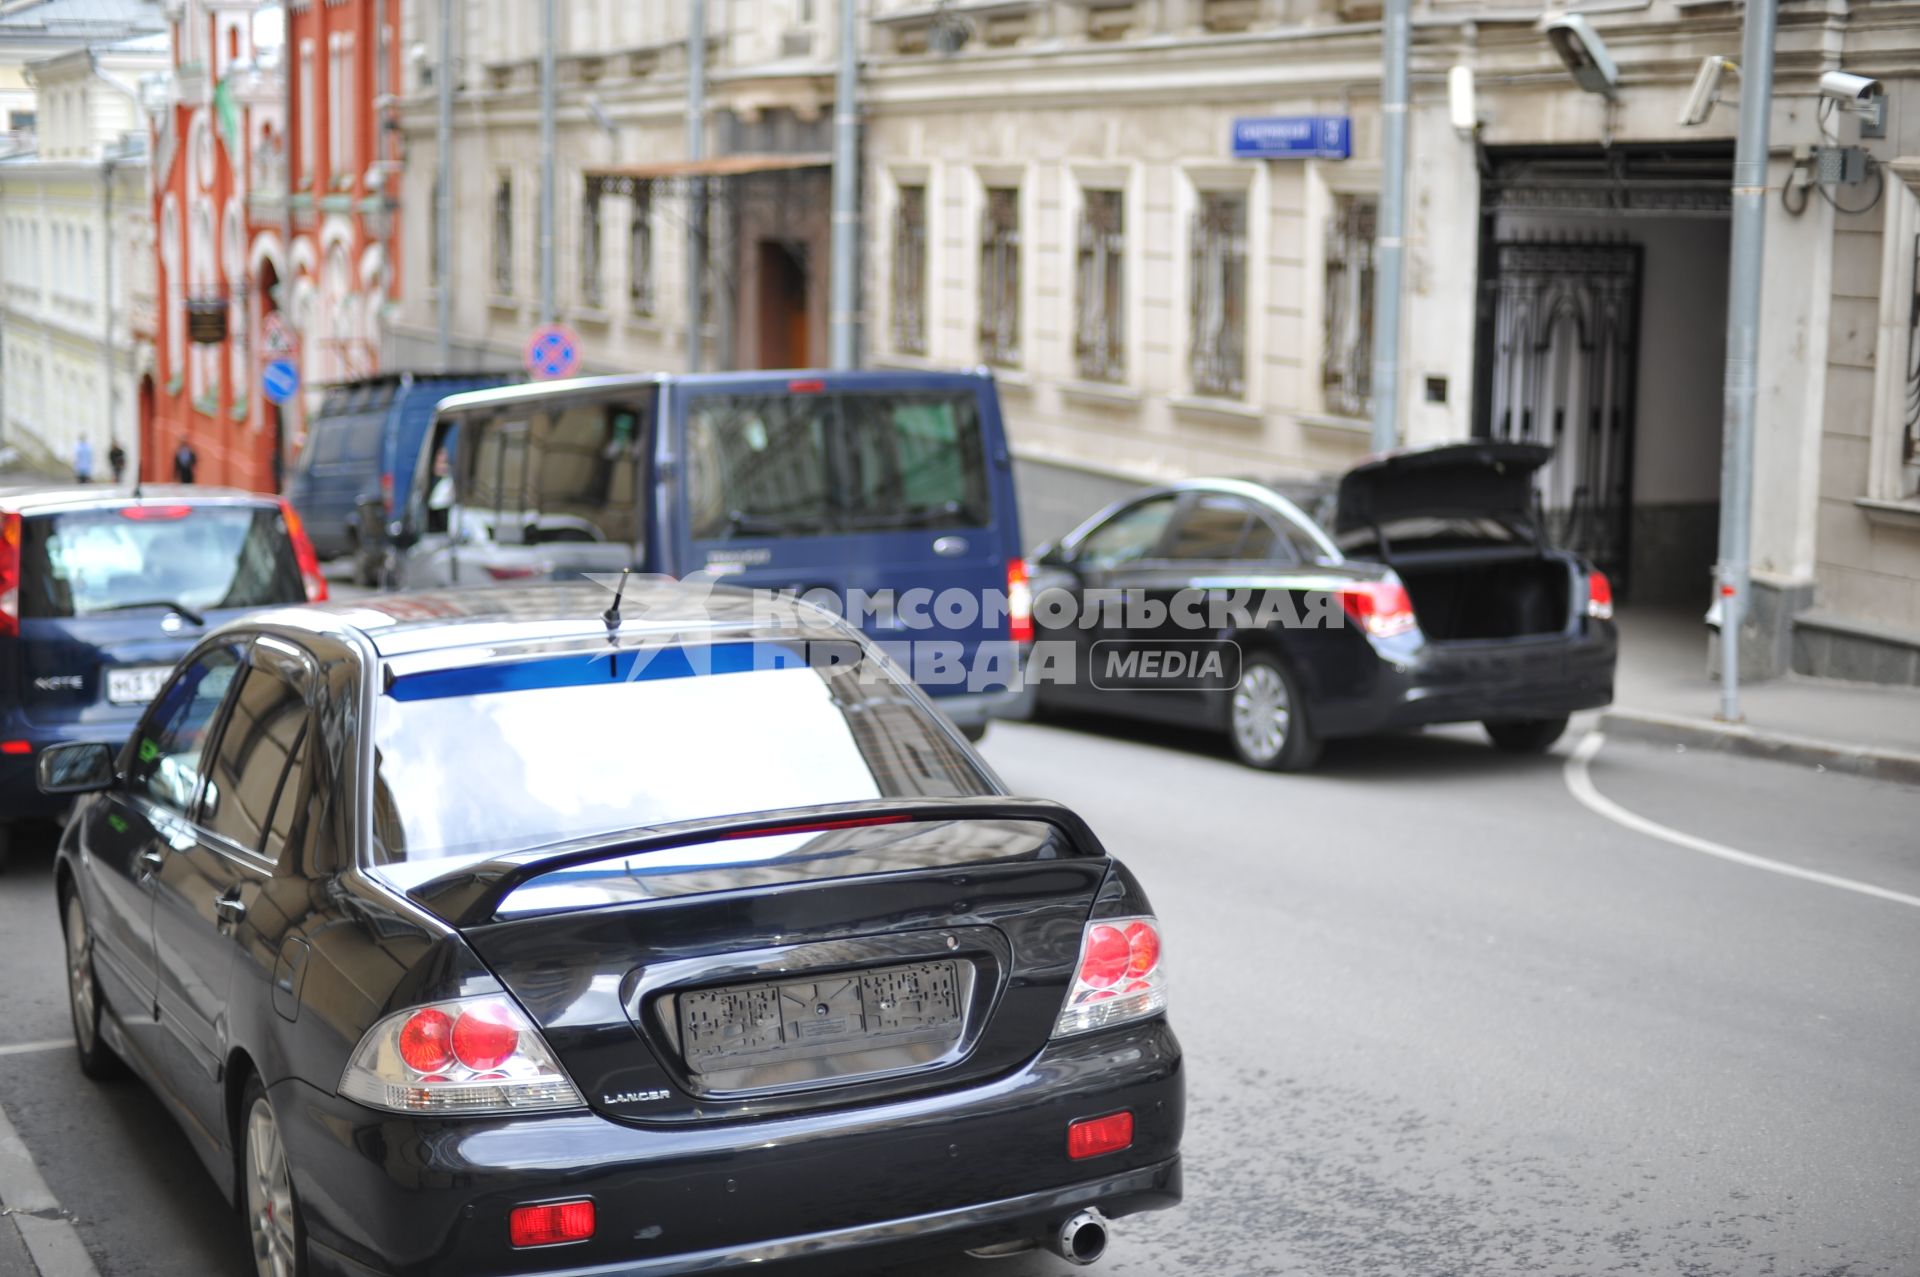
[524,323,581,381]
[1231,116,1352,161]
[261,358,300,406]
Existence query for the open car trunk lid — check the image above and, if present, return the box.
[1333,442,1553,541]
[394,799,1108,1126]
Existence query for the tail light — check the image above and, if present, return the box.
[1586,570,1614,621]
[1337,579,1419,639]
[1053,916,1167,1038]
[338,995,584,1115]
[1068,1111,1135,1160]
[118,505,194,520]
[1007,557,1034,644]
[0,512,19,639]
[277,500,329,602]
[510,1200,595,1249]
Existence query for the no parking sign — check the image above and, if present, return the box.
[524,324,581,381]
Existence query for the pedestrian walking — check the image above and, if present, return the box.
[108,439,128,484]
[174,439,198,484]
[72,434,94,483]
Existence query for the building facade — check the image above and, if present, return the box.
[391,0,1920,684]
[0,31,164,479]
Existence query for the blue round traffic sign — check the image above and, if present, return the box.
[262,358,301,406]
[524,323,581,381]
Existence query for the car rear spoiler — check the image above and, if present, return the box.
[401,796,1111,927]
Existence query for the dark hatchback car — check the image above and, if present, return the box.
[39,583,1182,1277]
[0,486,327,867]
[1028,442,1616,769]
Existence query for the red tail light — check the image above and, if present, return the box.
[397,1008,454,1074]
[509,1200,595,1249]
[118,504,194,521]
[1055,915,1167,1038]
[380,471,394,502]
[278,500,329,602]
[788,378,826,394]
[1007,557,1033,644]
[1068,1111,1134,1161]
[1,741,31,756]
[450,1003,521,1071]
[0,512,19,639]
[1586,570,1614,621]
[484,564,544,581]
[1337,580,1418,639]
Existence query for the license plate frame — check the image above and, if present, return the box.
[677,959,967,1076]
[106,665,172,706]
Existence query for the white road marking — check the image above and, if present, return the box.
[0,1041,67,1059]
[1565,732,1920,911]
[0,1100,101,1277]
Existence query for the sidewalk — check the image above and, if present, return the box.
[1605,607,1920,784]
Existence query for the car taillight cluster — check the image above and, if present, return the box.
[1337,579,1419,639]
[1586,570,1614,621]
[1008,557,1034,644]
[338,995,584,1115]
[0,512,19,639]
[1053,916,1167,1038]
[277,500,330,603]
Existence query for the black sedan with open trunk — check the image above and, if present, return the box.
[38,583,1181,1276]
[1027,442,1616,769]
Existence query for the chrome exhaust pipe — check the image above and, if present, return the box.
[1045,1209,1108,1266]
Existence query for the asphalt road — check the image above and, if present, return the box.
[1,712,1915,1276]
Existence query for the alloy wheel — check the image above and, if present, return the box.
[65,895,96,1054]
[1232,662,1291,765]
[246,1097,300,1277]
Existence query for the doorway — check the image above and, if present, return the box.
[755,240,810,370]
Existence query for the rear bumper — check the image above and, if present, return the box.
[1313,622,1617,739]
[286,1018,1183,1277]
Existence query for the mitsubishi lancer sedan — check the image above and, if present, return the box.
[38,582,1182,1276]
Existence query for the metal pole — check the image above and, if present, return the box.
[828,0,860,370]
[538,0,556,326]
[685,0,706,372]
[103,150,118,471]
[1369,0,1409,453]
[435,0,453,368]
[1716,0,1777,722]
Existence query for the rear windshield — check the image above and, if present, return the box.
[369,640,988,869]
[686,389,991,540]
[19,506,305,619]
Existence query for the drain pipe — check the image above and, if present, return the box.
[434,0,452,368]
[685,0,706,373]
[1715,0,1777,722]
[1369,0,1410,453]
[828,0,860,370]
[537,0,556,326]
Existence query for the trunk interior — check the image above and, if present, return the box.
[1394,553,1574,641]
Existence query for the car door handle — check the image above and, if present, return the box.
[932,536,969,558]
[136,849,165,877]
[214,892,247,925]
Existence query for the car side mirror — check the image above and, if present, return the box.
[1033,540,1071,568]
[37,742,118,795]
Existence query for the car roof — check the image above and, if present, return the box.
[241,580,833,660]
[0,484,278,514]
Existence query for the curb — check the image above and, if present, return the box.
[1600,708,1920,788]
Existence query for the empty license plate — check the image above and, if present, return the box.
[106,666,171,706]
[680,960,964,1072]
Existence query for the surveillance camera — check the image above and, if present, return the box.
[1819,70,1884,109]
[1678,55,1734,127]
[1449,65,1479,138]
[1538,13,1620,99]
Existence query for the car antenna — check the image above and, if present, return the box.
[603,568,630,641]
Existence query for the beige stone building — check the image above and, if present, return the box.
[390,0,1920,683]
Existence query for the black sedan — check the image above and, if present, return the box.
[1026,443,1616,769]
[38,582,1181,1277]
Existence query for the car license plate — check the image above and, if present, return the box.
[106,666,171,706]
[679,960,964,1073]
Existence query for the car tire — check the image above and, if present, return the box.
[961,721,989,744]
[1228,654,1321,772]
[62,890,121,1080]
[0,823,10,874]
[1483,716,1569,754]
[242,1077,308,1277]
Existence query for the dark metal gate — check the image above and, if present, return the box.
[1480,240,1642,586]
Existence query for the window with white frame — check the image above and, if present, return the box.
[629,184,654,315]
[580,177,604,309]
[1322,192,1377,419]
[493,175,514,296]
[1076,189,1125,382]
[978,186,1021,368]
[1189,191,1247,399]
[891,183,927,354]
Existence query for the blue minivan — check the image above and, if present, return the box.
[383,370,1031,736]
[285,371,514,571]
[0,485,327,868]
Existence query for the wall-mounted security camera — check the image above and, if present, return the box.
[1539,13,1620,99]
[1678,55,1734,127]
[1449,65,1480,139]
[1819,70,1884,110]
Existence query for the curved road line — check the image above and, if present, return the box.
[1564,732,1920,911]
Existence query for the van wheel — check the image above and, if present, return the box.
[960,721,989,743]
[1229,656,1321,771]
[1483,716,1569,754]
